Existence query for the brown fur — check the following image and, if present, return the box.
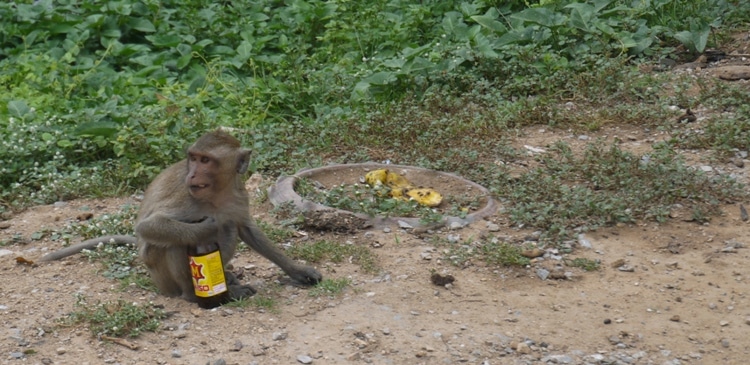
[40,130,322,302]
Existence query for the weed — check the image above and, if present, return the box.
[286,240,379,274]
[566,258,601,271]
[65,295,166,338]
[309,278,352,297]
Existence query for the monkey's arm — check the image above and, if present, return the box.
[39,235,137,262]
[238,222,322,286]
[135,213,217,247]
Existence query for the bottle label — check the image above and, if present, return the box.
[189,251,228,298]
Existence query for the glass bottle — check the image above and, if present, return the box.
[188,242,230,309]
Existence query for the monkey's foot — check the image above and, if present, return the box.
[229,284,257,300]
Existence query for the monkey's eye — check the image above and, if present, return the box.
[200,156,210,163]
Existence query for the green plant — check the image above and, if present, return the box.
[286,240,379,274]
[566,257,601,271]
[308,278,352,297]
[65,295,166,338]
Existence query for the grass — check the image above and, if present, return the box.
[0,1,747,256]
[65,295,166,338]
[286,240,379,274]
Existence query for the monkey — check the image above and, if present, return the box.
[40,130,322,303]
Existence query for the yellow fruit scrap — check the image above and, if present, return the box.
[406,188,443,207]
[364,169,387,186]
[363,169,443,207]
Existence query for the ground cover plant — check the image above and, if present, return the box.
[1,0,748,240]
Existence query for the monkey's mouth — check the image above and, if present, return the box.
[190,184,210,191]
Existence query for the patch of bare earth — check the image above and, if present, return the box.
[2,43,750,364]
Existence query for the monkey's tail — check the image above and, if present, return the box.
[39,235,137,262]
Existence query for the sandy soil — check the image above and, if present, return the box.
[2,49,750,365]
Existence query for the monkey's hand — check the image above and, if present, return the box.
[288,264,323,286]
[225,271,257,299]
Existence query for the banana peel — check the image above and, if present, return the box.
[364,169,443,207]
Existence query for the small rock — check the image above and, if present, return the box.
[578,234,592,249]
[578,135,590,140]
[604,319,612,324]
[0,221,11,229]
[610,258,625,268]
[381,328,391,335]
[699,165,713,173]
[731,158,745,168]
[618,265,635,272]
[231,340,243,352]
[297,355,313,364]
[446,234,460,243]
[420,252,432,260]
[536,268,550,280]
[720,320,729,327]
[383,227,392,233]
[516,342,531,354]
[56,347,67,355]
[213,359,227,365]
[10,352,24,359]
[398,220,413,229]
[449,221,463,230]
[0,249,14,258]
[171,350,182,358]
[670,315,680,322]
[721,339,730,348]
[486,222,500,232]
[272,332,288,341]
[745,316,750,325]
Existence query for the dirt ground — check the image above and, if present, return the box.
[2,47,750,364]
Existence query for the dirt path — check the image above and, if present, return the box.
[2,186,749,365]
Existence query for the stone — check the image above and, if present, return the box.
[272,332,288,341]
[56,347,67,355]
[297,355,313,364]
[398,220,413,229]
[516,342,531,354]
[536,268,550,280]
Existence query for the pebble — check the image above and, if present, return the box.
[486,222,500,232]
[397,220,413,229]
[213,359,227,365]
[516,342,531,354]
[618,265,635,272]
[536,268,550,280]
[449,221,463,230]
[721,339,730,348]
[670,315,680,322]
[297,355,313,364]
[56,347,66,355]
[0,249,14,258]
[446,234,460,243]
[231,340,243,351]
[171,350,181,358]
[699,165,713,172]
[383,227,391,233]
[577,234,592,249]
[745,316,750,325]
[272,332,288,341]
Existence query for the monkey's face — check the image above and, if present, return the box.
[186,151,219,200]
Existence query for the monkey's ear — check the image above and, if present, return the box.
[236,149,252,174]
